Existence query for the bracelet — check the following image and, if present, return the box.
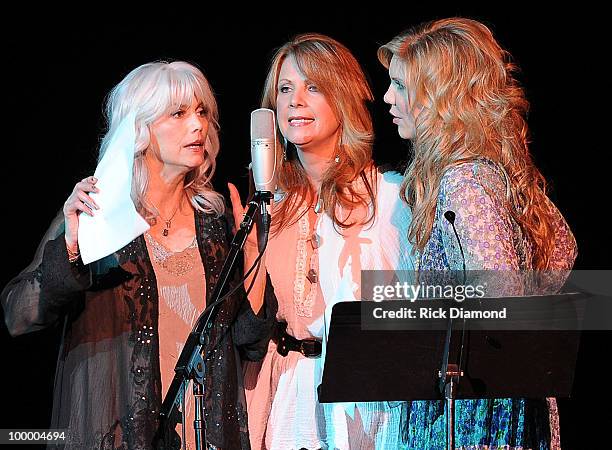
[66,244,80,263]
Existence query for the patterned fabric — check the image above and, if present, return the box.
[1,210,275,449]
[145,233,199,277]
[293,210,317,317]
[409,160,577,450]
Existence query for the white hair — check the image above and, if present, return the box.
[100,60,225,218]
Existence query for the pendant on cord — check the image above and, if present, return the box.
[307,268,318,284]
[162,220,171,236]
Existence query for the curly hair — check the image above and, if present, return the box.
[379,18,556,269]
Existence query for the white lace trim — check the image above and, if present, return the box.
[293,209,319,317]
[145,233,198,276]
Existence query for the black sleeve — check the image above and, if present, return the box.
[232,272,277,361]
[1,211,92,336]
[219,206,277,361]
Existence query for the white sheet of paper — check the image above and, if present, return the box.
[78,112,150,264]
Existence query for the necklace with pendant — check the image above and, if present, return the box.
[154,202,182,236]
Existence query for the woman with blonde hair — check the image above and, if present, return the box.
[379,17,577,449]
[233,33,413,449]
[2,61,273,449]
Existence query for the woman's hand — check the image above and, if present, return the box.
[63,176,99,251]
[228,182,258,249]
[228,182,267,314]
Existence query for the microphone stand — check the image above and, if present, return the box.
[158,190,273,450]
[438,326,463,450]
[437,211,467,450]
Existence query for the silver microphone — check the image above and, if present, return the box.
[250,108,277,193]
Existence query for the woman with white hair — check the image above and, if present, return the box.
[1,61,273,449]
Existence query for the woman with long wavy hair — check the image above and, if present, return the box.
[1,61,273,449]
[233,33,413,449]
[379,17,577,449]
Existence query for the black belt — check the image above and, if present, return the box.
[273,321,322,358]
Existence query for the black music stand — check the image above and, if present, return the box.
[318,299,582,449]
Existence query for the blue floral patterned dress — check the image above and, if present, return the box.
[407,159,577,450]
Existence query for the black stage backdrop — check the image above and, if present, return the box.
[1,7,609,449]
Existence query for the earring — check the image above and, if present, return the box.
[283,137,288,161]
[334,155,340,163]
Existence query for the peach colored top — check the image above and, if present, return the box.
[146,233,206,450]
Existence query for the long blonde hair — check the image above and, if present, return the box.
[262,33,377,232]
[379,18,556,269]
[101,60,225,219]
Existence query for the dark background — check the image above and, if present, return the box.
[1,7,609,449]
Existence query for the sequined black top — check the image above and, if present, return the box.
[1,210,275,449]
